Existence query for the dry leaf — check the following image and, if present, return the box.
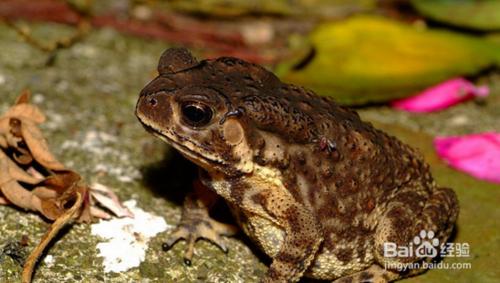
[20,119,65,170]
[9,118,22,137]
[1,92,130,222]
[13,150,34,165]
[0,156,13,185]
[26,167,45,180]
[36,171,85,220]
[2,104,46,125]
[39,184,87,221]
[76,187,92,223]
[42,170,81,194]
[0,158,42,212]
[5,131,22,149]
[0,196,8,205]
[0,135,7,148]
[15,90,31,105]
[3,91,45,125]
[39,198,64,220]
[0,151,42,185]
[0,118,9,137]
[8,161,42,185]
[90,183,134,218]
[1,91,132,282]
[1,180,43,212]
[31,187,58,199]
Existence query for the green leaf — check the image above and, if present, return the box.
[412,0,500,31]
[276,16,500,105]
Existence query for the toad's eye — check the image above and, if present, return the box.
[181,102,213,127]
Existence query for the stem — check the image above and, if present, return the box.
[22,192,83,283]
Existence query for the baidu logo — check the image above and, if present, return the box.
[413,230,440,257]
[384,230,449,258]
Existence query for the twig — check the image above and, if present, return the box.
[5,20,90,53]
[21,192,83,283]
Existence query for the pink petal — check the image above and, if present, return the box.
[434,132,500,184]
[391,78,489,113]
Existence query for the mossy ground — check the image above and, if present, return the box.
[0,20,498,283]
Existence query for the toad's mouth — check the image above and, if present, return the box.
[138,119,228,172]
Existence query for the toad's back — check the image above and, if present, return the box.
[186,56,440,277]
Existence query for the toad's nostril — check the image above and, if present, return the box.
[148,97,158,107]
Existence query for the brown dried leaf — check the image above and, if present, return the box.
[5,131,22,148]
[0,196,9,205]
[0,157,79,221]
[0,118,9,136]
[0,135,7,148]
[40,199,63,220]
[39,184,84,221]
[10,163,42,186]
[13,147,34,165]
[76,186,92,223]
[9,118,22,137]
[43,170,81,194]
[0,159,42,212]
[15,89,31,105]
[90,183,133,218]
[20,119,65,170]
[32,171,92,222]
[63,185,88,216]
[31,187,58,199]
[2,104,46,124]
[40,174,90,222]
[1,90,129,226]
[0,180,43,212]
[3,91,45,125]
[26,167,44,180]
[5,118,35,164]
[0,156,13,184]
[0,151,41,185]
[0,184,42,212]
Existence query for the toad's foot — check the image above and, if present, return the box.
[162,194,238,265]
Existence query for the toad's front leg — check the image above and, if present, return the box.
[254,189,324,283]
[162,180,238,265]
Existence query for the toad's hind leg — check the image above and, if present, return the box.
[374,186,458,276]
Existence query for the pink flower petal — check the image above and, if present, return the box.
[434,132,500,184]
[392,78,489,113]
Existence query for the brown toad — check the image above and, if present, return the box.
[135,48,459,282]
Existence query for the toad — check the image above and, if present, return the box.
[135,48,458,282]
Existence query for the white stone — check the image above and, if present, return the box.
[91,200,170,273]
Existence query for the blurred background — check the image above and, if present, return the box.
[0,0,499,282]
